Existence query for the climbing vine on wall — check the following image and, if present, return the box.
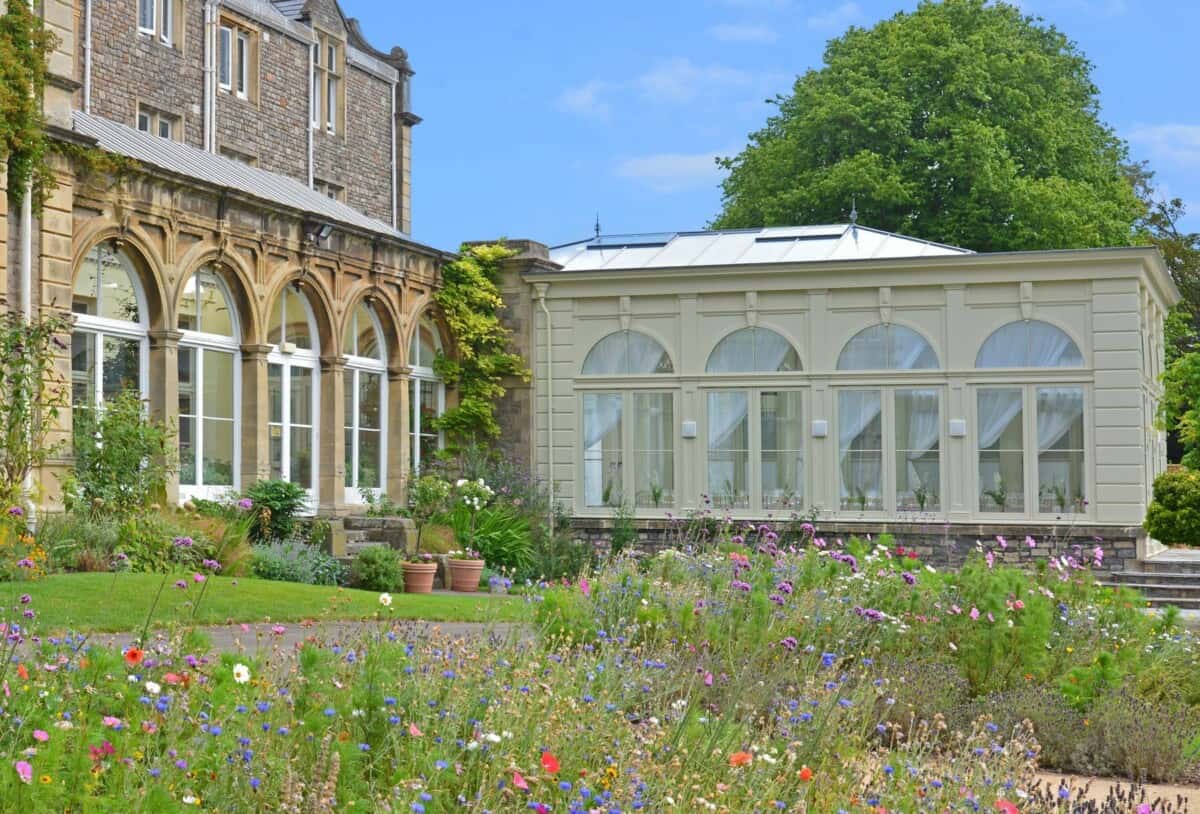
[0,0,55,205]
[432,242,530,448]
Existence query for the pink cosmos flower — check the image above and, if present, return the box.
[14,760,31,784]
[193,573,206,583]
[32,730,48,743]
[408,723,423,737]
[704,672,713,687]
[996,535,1007,549]
[1025,536,1037,549]
[985,551,995,569]
[579,577,590,598]
[969,607,980,621]
[102,716,122,728]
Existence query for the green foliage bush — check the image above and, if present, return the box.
[68,389,175,515]
[348,545,403,592]
[244,479,308,544]
[441,504,532,571]
[251,540,343,586]
[1144,469,1200,545]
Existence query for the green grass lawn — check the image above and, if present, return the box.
[8,573,532,633]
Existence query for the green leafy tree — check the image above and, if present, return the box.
[714,0,1142,252]
[432,242,530,447]
[0,1,55,203]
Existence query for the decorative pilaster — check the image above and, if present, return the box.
[149,329,183,505]
[387,365,411,502]
[239,344,273,490]
[318,355,346,515]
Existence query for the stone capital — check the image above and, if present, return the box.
[388,364,413,382]
[148,329,184,349]
[320,355,347,374]
[240,343,274,361]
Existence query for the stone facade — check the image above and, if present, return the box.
[77,0,412,230]
[570,517,1142,574]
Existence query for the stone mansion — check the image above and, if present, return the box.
[3,0,452,513]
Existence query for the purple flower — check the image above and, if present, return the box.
[18,594,31,605]
[237,498,254,511]
[202,559,221,571]
[779,636,798,651]
[174,580,188,590]
[16,559,33,569]
[173,537,194,548]
[7,506,23,517]
[901,571,916,586]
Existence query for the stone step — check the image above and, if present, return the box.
[345,540,391,555]
[1099,581,1200,600]
[1105,570,1200,586]
[1130,557,1200,575]
[344,530,368,543]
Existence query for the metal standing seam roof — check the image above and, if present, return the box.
[73,112,408,241]
[269,0,307,19]
[547,225,972,272]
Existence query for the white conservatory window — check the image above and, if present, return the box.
[838,324,939,370]
[178,267,240,499]
[581,331,674,375]
[71,241,148,409]
[267,287,320,500]
[976,320,1083,368]
[838,388,942,515]
[580,331,676,509]
[706,327,800,373]
[409,319,443,474]
[344,303,386,501]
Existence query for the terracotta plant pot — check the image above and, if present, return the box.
[402,562,438,594]
[448,559,485,593]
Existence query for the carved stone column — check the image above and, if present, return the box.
[240,344,273,490]
[148,329,183,505]
[387,365,411,501]
[319,355,346,515]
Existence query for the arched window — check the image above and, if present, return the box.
[705,327,800,373]
[178,266,240,499]
[975,320,1083,368]
[409,319,443,473]
[71,240,148,407]
[344,302,386,499]
[582,331,673,375]
[838,324,939,370]
[267,286,320,498]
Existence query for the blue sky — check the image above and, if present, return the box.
[344,0,1200,252]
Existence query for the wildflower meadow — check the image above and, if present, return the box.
[0,515,1196,812]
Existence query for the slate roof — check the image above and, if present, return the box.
[73,111,407,240]
[269,0,306,19]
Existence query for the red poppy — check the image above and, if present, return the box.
[995,801,1020,814]
[16,664,28,681]
[541,751,560,774]
[123,647,144,667]
[799,765,813,782]
[729,751,753,768]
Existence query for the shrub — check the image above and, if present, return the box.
[348,545,403,592]
[441,504,532,571]
[244,480,308,544]
[113,513,220,574]
[1144,468,1200,546]
[407,475,451,553]
[609,502,637,556]
[251,539,343,586]
[68,389,175,515]
[36,512,122,572]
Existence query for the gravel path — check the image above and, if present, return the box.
[1035,771,1198,810]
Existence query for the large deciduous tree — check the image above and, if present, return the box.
[713,0,1142,252]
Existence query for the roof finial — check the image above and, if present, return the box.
[594,213,602,239]
[849,196,858,226]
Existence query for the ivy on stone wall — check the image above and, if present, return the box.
[432,242,530,448]
[0,0,55,205]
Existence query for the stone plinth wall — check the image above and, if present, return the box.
[343,516,416,551]
[570,518,1142,574]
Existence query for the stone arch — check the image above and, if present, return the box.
[173,248,261,346]
[71,222,169,332]
[340,284,403,364]
[261,269,338,356]
[401,294,452,369]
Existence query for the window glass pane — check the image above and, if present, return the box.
[706,328,799,373]
[359,430,381,489]
[219,27,231,86]
[708,391,749,509]
[1037,387,1085,513]
[762,391,802,510]
[202,350,235,420]
[138,0,155,30]
[290,366,313,427]
[159,0,171,41]
[418,325,437,367]
[99,249,141,323]
[203,418,235,486]
[583,331,672,375]
[290,425,313,489]
[357,307,381,360]
[838,325,887,370]
[158,118,171,139]
[839,325,938,370]
[895,389,940,513]
[839,390,882,511]
[345,426,354,487]
[978,388,1024,512]
[706,329,755,373]
[326,76,336,129]
[267,363,283,424]
[359,372,382,430]
[583,393,623,508]
[137,113,151,132]
[72,331,96,407]
[889,326,939,369]
[977,321,1083,368]
[179,275,199,332]
[179,416,196,485]
[178,346,195,416]
[632,393,672,508]
[284,288,313,349]
[199,273,234,337]
[102,336,141,401]
[237,34,248,95]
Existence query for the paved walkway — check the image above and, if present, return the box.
[1036,771,1199,810]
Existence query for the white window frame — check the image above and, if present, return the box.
[137,111,151,132]
[267,291,321,512]
[218,26,233,90]
[971,381,1092,522]
[311,43,321,129]
[579,388,679,511]
[236,30,250,99]
[700,388,806,514]
[72,243,151,410]
[344,306,388,504]
[178,271,242,503]
[159,0,173,45]
[409,320,444,474]
[138,0,157,36]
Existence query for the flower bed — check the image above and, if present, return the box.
[0,522,1194,812]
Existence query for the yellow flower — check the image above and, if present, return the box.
[38,774,51,785]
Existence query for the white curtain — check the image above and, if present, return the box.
[707,328,798,373]
[839,390,882,502]
[706,330,756,373]
[707,391,748,500]
[1036,387,1083,451]
[890,326,939,369]
[977,321,1083,368]
[755,329,799,371]
[977,388,1023,449]
[838,325,937,370]
[627,332,673,374]
[582,333,628,375]
[583,393,623,505]
[837,325,887,370]
[899,389,940,474]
